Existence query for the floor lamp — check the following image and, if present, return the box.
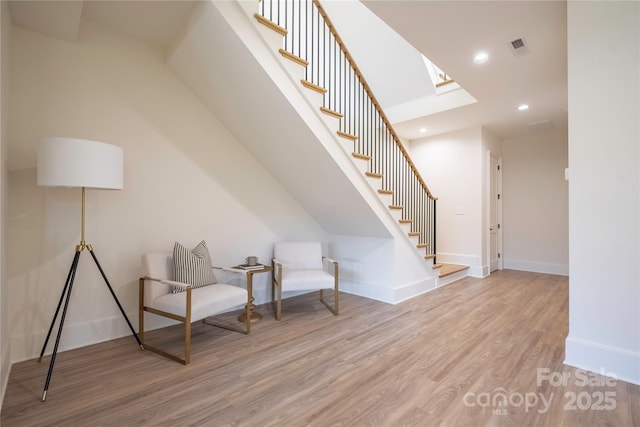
[37,137,143,402]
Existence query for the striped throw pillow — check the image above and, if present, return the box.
[172,240,217,293]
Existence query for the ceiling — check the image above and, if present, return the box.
[8,0,568,141]
[363,0,568,140]
[9,0,198,47]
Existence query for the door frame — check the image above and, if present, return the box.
[487,152,503,273]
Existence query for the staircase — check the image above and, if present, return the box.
[167,0,468,302]
[251,0,437,261]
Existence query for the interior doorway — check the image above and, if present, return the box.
[489,153,503,272]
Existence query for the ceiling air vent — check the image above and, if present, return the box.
[509,37,528,55]
[511,38,525,50]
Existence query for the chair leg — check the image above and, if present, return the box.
[184,287,192,364]
[273,260,283,320]
[271,274,275,306]
[276,281,282,321]
[319,290,339,315]
[137,286,192,365]
[184,321,191,365]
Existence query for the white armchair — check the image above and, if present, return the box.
[271,241,339,320]
[139,252,251,364]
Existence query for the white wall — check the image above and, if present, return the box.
[502,128,568,275]
[7,20,328,363]
[565,1,640,385]
[411,126,484,276]
[0,0,11,407]
[411,124,570,279]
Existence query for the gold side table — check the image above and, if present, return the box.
[228,265,273,323]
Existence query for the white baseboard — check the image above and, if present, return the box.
[503,259,568,276]
[10,315,139,364]
[339,279,395,304]
[565,336,640,386]
[393,276,437,304]
[339,276,436,304]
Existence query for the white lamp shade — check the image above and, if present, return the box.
[37,137,124,189]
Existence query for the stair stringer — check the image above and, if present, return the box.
[168,0,437,303]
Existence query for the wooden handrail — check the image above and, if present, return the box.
[313,0,435,200]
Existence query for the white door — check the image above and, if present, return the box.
[489,154,502,272]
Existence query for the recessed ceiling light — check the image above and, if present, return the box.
[517,104,530,111]
[419,127,427,133]
[473,51,489,64]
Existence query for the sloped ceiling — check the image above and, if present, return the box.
[8,0,568,141]
[9,0,197,49]
[321,0,436,110]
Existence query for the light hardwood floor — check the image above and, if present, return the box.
[2,270,639,426]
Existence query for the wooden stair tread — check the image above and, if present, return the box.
[438,263,470,278]
[416,243,429,248]
[352,152,371,161]
[337,130,358,141]
[320,107,343,119]
[366,172,383,179]
[378,189,393,195]
[408,232,420,237]
[254,13,287,36]
[432,263,443,270]
[279,49,308,67]
[399,219,412,224]
[388,204,403,210]
[424,254,436,260]
[301,79,327,94]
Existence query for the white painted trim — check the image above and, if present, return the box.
[11,316,138,364]
[503,259,569,276]
[565,336,640,386]
[392,276,437,304]
[340,275,437,305]
[339,279,395,304]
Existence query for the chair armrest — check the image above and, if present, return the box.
[272,258,283,283]
[140,276,191,289]
[159,279,191,290]
[322,257,339,279]
[141,276,164,283]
